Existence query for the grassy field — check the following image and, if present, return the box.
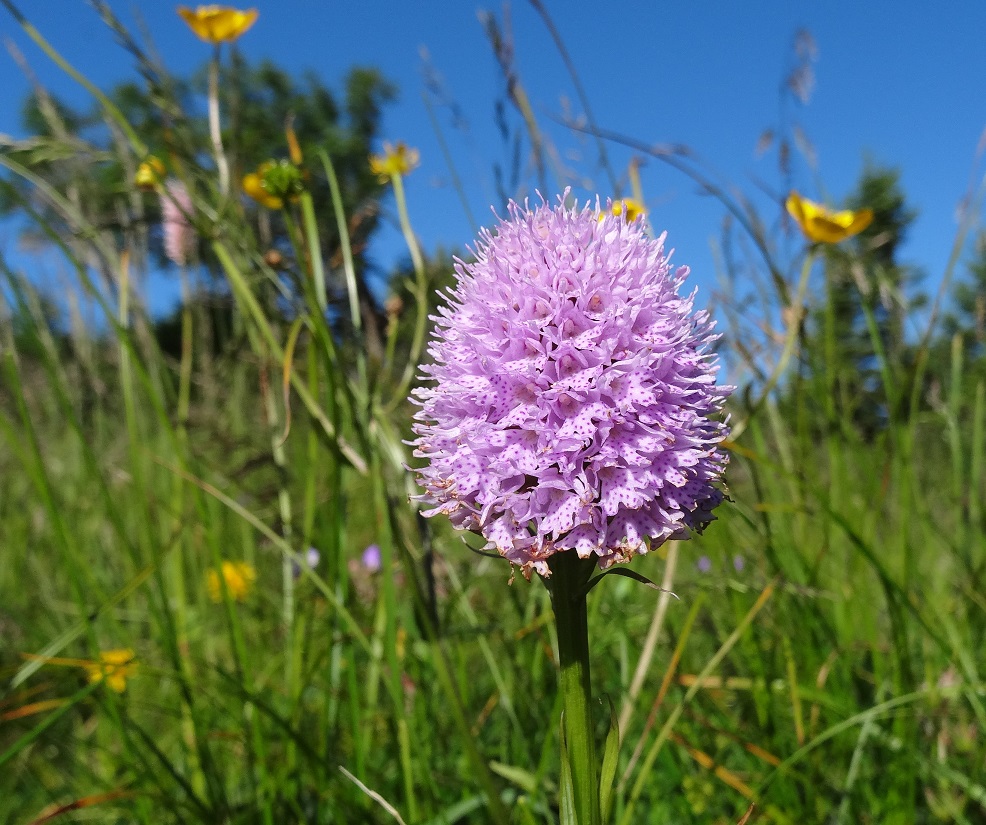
[2,6,986,824]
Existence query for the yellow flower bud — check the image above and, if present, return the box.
[134,156,166,190]
[242,161,284,209]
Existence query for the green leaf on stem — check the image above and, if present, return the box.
[581,567,678,599]
[489,761,539,795]
[599,698,620,822]
[558,714,579,825]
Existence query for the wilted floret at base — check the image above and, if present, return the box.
[410,195,731,576]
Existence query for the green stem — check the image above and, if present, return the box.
[388,171,429,408]
[212,240,367,474]
[298,190,328,314]
[548,551,601,825]
[730,247,817,440]
[261,359,296,721]
[317,150,367,388]
[317,150,360,331]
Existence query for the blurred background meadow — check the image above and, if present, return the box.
[1,1,986,823]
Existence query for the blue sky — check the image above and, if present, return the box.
[3,1,986,319]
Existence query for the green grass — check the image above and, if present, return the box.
[3,254,985,823]
[1,5,985,824]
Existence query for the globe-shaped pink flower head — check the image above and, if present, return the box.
[410,195,731,577]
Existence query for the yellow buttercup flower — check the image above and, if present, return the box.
[207,560,257,603]
[242,161,283,209]
[600,198,646,223]
[177,6,258,44]
[85,649,138,693]
[135,156,166,190]
[369,142,420,182]
[786,191,873,244]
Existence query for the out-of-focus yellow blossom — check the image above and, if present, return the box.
[601,198,646,223]
[243,159,305,207]
[242,161,283,209]
[207,561,257,603]
[177,6,258,44]
[369,142,420,182]
[85,649,138,693]
[135,156,166,190]
[786,191,873,244]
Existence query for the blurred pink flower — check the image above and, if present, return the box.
[161,181,194,266]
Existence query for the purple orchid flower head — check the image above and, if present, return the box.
[410,193,731,577]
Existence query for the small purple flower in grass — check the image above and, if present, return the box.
[361,544,382,573]
[410,194,731,577]
[733,554,745,572]
[292,547,321,579]
[696,555,712,574]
